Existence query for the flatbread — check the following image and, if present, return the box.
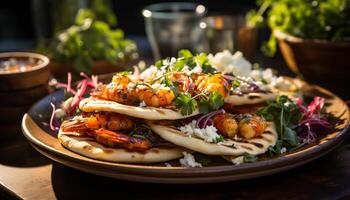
[79,98,199,120]
[148,121,277,156]
[224,92,277,105]
[58,130,184,163]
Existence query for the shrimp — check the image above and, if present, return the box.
[91,74,139,105]
[238,115,267,139]
[61,113,134,133]
[137,88,175,107]
[61,113,152,150]
[94,128,152,150]
[213,113,238,139]
[196,74,228,97]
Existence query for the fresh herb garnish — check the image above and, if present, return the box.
[178,49,193,58]
[198,92,224,114]
[231,80,241,89]
[214,135,225,143]
[176,93,197,115]
[193,153,212,166]
[243,153,258,163]
[194,53,216,74]
[172,50,216,73]
[48,8,137,73]
[257,95,302,148]
[163,76,179,96]
[117,71,130,76]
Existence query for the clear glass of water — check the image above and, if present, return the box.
[142,2,207,60]
[199,15,257,60]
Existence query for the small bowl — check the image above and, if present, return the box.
[0,52,50,123]
[0,52,50,91]
[275,30,350,84]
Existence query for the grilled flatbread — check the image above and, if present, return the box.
[58,130,184,163]
[147,121,277,156]
[79,98,200,120]
[224,92,277,106]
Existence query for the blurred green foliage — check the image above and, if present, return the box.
[247,0,350,56]
[47,8,137,73]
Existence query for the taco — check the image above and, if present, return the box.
[58,112,183,163]
[147,111,278,156]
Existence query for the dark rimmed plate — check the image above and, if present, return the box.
[21,79,350,183]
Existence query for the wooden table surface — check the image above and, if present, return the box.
[1,118,350,200]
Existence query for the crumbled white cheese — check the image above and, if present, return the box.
[139,101,146,107]
[151,83,170,91]
[61,97,73,111]
[179,120,220,143]
[127,82,136,90]
[250,68,276,84]
[139,65,158,80]
[262,68,275,83]
[164,162,172,167]
[209,50,252,77]
[280,147,287,154]
[271,77,294,91]
[179,152,202,168]
[190,65,203,74]
[54,108,66,118]
[250,69,262,81]
[231,156,245,165]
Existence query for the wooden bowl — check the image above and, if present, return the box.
[0,52,50,91]
[0,52,49,123]
[275,30,350,85]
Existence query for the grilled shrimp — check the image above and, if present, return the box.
[137,88,175,107]
[238,115,267,139]
[213,113,238,139]
[196,74,228,97]
[91,74,138,105]
[61,113,134,133]
[94,128,152,150]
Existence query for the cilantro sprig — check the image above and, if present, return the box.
[198,92,225,114]
[176,93,198,116]
[257,95,302,154]
[175,91,224,116]
[155,49,216,74]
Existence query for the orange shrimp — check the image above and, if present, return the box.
[196,74,228,97]
[238,115,267,139]
[91,74,138,105]
[61,113,134,133]
[213,113,238,139]
[137,88,175,107]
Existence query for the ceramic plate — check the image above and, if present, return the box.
[21,79,350,183]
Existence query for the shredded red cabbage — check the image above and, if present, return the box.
[49,102,60,132]
[297,96,331,143]
[49,73,100,131]
[196,109,224,129]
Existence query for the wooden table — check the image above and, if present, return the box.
[1,120,350,200]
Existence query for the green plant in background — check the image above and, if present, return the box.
[50,8,137,73]
[247,0,350,56]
